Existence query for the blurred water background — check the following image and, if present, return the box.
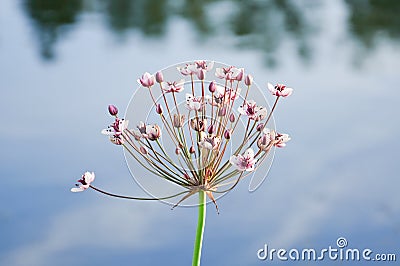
[0,0,399,265]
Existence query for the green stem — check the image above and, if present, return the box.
[192,190,206,266]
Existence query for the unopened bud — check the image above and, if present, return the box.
[229,113,235,123]
[155,71,164,83]
[244,74,253,86]
[108,105,118,116]
[218,106,227,117]
[209,81,216,93]
[156,103,163,114]
[175,147,181,155]
[183,173,190,180]
[140,146,148,154]
[224,129,231,139]
[236,69,244,81]
[256,123,264,131]
[207,124,216,134]
[189,146,196,154]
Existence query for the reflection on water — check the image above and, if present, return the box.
[345,0,400,48]
[23,0,82,59]
[22,0,400,63]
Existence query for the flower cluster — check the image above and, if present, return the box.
[72,60,293,212]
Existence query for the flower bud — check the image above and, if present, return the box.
[108,105,118,116]
[155,71,164,83]
[140,146,148,154]
[257,135,270,150]
[229,113,235,123]
[209,81,216,93]
[224,129,231,139]
[244,74,253,86]
[197,69,206,80]
[156,103,163,114]
[256,123,264,131]
[218,106,227,117]
[189,146,196,154]
[175,147,181,155]
[207,124,216,134]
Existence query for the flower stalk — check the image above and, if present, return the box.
[192,191,206,266]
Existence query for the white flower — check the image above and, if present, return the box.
[275,133,291,148]
[137,72,155,87]
[238,100,267,121]
[185,94,203,111]
[215,66,244,81]
[267,83,293,97]
[71,172,95,192]
[162,80,185,93]
[229,148,257,172]
[198,133,221,150]
[101,118,129,145]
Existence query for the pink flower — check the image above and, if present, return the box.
[101,118,129,145]
[162,80,185,93]
[238,100,267,121]
[229,148,257,172]
[274,133,291,148]
[71,172,95,192]
[267,83,293,97]
[195,60,214,72]
[178,61,214,77]
[215,66,244,81]
[137,72,155,88]
[177,63,198,76]
[144,124,162,141]
[206,85,241,106]
[198,133,221,150]
[185,93,203,111]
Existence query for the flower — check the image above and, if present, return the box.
[195,60,214,72]
[206,85,241,106]
[144,124,162,141]
[101,118,129,145]
[190,118,207,131]
[238,100,267,121]
[229,148,257,172]
[71,172,95,192]
[274,133,291,148]
[178,61,214,77]
[215,66,244,81]
[137,72,155,88]
[267,83,293,97]
[162,80,185,93]
[198,133,221,150]
[177,63,198,76]
[185,94,203,111]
